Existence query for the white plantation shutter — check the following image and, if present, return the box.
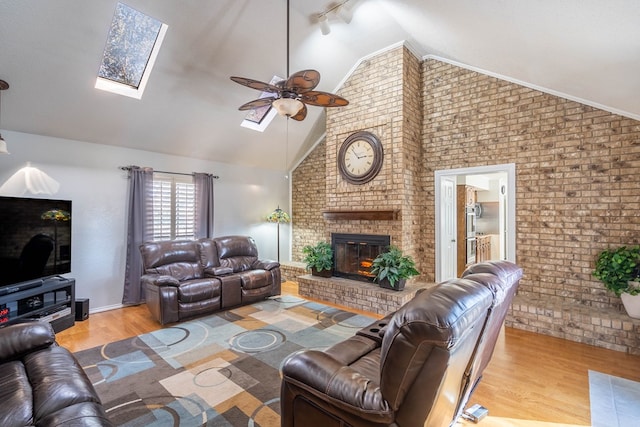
[150,174,195,240]
[174,181,195,239]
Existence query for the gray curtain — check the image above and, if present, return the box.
[122,166,153,305]
[194,172,215,239]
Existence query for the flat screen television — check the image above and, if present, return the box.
[0,196,72,292]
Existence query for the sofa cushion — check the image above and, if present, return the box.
[25,346,104,423]
[238,269,270,290]
[197,238,220,270]
[0,361,33,427]
[0,321,56,362]
[215,236,259,273]
[176,278,221,303]
[140,240,203,279]
[149,262,203,281]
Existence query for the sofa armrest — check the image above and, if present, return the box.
[140,274,180,287]
[254,259,280,270]
[282,350,392,422]
[0,322,56,362]
[204,266,234,276]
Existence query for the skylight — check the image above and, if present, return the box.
[95,3,168,99]
[240,76,283,132]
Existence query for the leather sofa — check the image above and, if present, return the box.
[140,235,281,325]
[280,260,522,427]
[0,321,112,427]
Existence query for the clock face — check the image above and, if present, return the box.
[338,131,383,185]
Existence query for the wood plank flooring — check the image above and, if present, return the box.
[56,282,640,427]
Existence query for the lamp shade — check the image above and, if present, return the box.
[272,98,303,117]
[266,206,291,223]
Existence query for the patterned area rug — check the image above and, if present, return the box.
[74,296,375,426]
[589,370,640,427]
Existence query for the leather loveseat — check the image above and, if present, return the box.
[0,321,112,427]
[280,260,522,427]
[140,235,281,325]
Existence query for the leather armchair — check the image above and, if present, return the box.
[281,260,522,427]
[0,322,112,427]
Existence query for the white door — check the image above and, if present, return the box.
[440,177,457,280]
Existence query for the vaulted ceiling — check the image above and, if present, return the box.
[1,0,639,171]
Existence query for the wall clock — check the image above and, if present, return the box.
[338,131,384,185]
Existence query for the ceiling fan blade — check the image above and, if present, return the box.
[290,103,307,121]
[300,91,349,107]
[238,97,276,110]
[284,70,320,93]
[230,76,281,93]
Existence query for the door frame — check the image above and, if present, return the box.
[434,163,516,282]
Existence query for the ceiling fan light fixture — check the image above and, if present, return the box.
[273,98,303,117]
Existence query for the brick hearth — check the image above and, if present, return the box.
[297,274,434,316]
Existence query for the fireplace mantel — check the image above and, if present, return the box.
[322,210,399,221]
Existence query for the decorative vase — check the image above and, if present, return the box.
[311,268,332,278]
[379,278,406,291]
[621,290,640,319]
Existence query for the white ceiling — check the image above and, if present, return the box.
[1,0,639,171]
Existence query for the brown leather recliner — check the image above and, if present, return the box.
[280,260,522,427]
[140,236,281,325]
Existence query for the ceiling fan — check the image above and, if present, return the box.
[230,0,348,121]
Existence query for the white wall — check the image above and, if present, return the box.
[0,130,290,312]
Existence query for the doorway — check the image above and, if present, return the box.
[434,163,516,282]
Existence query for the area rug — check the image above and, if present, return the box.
[589,370,640,427]
[73,296,375,426]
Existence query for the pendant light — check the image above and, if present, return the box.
[0,79,9,154]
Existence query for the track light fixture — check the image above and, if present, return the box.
[317,0,353,36]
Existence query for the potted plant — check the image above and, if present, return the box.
[593,245,640,319]
[371,245,420,291]
[302,241,333,277]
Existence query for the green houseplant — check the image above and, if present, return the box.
[371,245,420,291]
[302,241,333,277]
[593,245,640,318]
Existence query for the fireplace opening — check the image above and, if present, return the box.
[332,233,391,282]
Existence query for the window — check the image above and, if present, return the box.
[95,2,168,99]
[240,76,283,132]
[149,174,195,241]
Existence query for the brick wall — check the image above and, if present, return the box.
[290,46,640,352]
[295,46,427,274]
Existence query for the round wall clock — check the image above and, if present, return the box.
[338,131,384,185]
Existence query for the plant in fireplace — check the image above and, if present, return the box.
[302,241,334,277]
[371,245,419,290]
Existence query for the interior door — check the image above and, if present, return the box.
[440,177,457,280]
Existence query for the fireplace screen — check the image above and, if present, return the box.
[332,233,391,282]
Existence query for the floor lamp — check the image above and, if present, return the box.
[266,206,290,262]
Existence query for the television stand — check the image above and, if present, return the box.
[0,277,75,333]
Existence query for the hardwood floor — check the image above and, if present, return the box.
[56,281,640,427]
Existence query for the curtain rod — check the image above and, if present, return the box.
[119,166,219,179]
